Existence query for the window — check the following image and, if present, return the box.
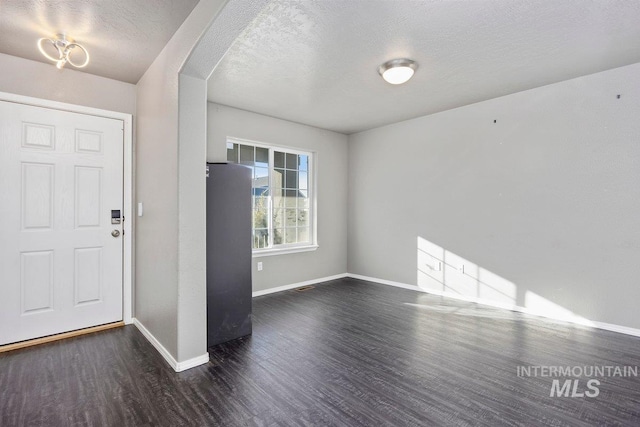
[226,138,315,253]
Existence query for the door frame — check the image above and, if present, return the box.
[0,91,134,325]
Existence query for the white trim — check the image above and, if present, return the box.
[122,113,134,325]
[347,274,421,292]
[587,321,640,338]
[0,91,132,123]
[347,273,640,339]
[252,273,348,297]
[0,91,134,326]
[133,318,177,368]
[227,135,312,154]
[253,244,319,258]
[175,353,211,372]
[133,318,210,372]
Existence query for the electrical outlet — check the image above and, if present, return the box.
[257,262,263,271]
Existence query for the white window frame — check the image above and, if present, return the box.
[227,137,318,257]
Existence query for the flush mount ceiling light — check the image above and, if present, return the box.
[37,34,89,70]
[378,58,418,85]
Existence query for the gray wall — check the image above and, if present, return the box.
[208,103,349,292]
[348,62,640,329]
[0,53,135,114]
[177,0,268,364]
[135,0,226,362]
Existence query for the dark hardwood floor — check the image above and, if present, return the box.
[1,277,639,426]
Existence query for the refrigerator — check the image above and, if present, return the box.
[206,162,252,347]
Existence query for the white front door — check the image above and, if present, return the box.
[0,101,124,345]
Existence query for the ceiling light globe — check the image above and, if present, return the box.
[382,66,415,85]
[378,58,418,85]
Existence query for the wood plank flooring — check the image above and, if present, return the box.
[1,277,639,426]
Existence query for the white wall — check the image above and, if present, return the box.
[348,63,640,329]
[208,103,349,292]
[0,53,135,114]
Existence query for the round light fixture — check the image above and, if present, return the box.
[378,58,418,85]
[37,34,90,70]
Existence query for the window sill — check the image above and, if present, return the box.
[252,244,319,258]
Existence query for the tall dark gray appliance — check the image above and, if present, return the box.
[206,163,252,347]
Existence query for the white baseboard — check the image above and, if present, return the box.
[252,273,349,297]
[175,353,211,372]
[588,320,640,338]
[347,273,640,339]
[347,273,421,292]
[132,318,209,372]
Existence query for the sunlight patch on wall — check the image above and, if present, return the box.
[416,236,594,326]
[524,291,592,326]
[417,236,516,307]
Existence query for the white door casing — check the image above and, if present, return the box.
[0,100,125,345]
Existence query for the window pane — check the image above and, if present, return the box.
[254,207,268,229]
[273,228,284,245]
[254,167,269,190]
[227,143,238,162]
[253,192,266,204]
[285,228,297,244]
[254,167,269,179]
[299,155,308,171]
[254,187,269,199]
[256,147,268,165]
[286,153,298,169]
[298,209,309,227]
[273,168,285,189]
[253,229,269,249]
[285,189,298,198]
[274,151,285,168]
[285,170,298,189]
[253,194,269,212]
[285,195,297,208]
[240,144,254,165]
[273,209,284,229]
[273,192,285,210]
[299,171,308,190]
[285,208,297,227]
[297,193,309,209]
[297,227,310,243]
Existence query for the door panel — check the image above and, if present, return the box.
[0,101,124,345]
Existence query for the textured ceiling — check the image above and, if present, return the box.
[207,1,640,134]
[0,0,199,83]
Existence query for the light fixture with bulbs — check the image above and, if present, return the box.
[37,34,90,70]
[378,58,418,85]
